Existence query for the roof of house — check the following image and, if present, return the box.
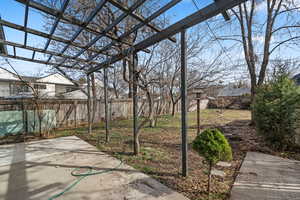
[36,73,74,85]
[0,67,74,85]
[292,73,300,85]
[62,89,87,100]
[21,75,39,82]
[218,84,251,97]
[0,67,20,81]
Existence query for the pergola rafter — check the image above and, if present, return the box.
[44,0,71,63]
[15,0,151,53]
[62,0,148,70]
[46,0,107,65]
[106,0,177,42]
[0,52,81,69]
[0,39,105,66]
[87,0,246,74]
[0,0,247,177]
[23,0,29,46]
[79,0,182,70]
[0,19,113,57]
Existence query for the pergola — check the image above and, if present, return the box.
[0,0,246,177]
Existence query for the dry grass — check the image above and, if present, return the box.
[2,109,299,199]
[54,109,254,200]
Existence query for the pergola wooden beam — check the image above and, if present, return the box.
[23,0,29,46]
[87,0,246,74]
[44,0,71,63]
[0,53,82,70]
[107,0,177,43]
[215,0,230,21]
[0,19,113,57]
[0,21,7,54]
[0,39,101,65]
[66,0,147,70]
[180,29,188,177]
[14,0,149,52]
[79,0,182,70]
[47,0,107,64]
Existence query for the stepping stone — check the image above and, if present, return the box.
[231,152,300,200]
[211,169,226,177]
[216,161,231,167]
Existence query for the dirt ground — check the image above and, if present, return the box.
[1,109,299,200]
[65,109,257,200]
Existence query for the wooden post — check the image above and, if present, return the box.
[197,98,200,135]
[87,74,92,134]
[132,53,139,155]
[74,100,77,128]
[104,67,109,143]
[180,29,188,177]
[21,100,27,141]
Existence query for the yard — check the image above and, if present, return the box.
[1,0,300,199]
[53,109,259,200]
[1,109,300,199]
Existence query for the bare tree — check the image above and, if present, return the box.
[3,58,49,137]
[104,64,128,99]
[266,58,300,82]
[119,24,227,154]
[225,0,300,120]
[154,26,227,116]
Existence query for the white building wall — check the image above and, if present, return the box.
[0,82,10,97]
[37,84,56,97]
[55,85,67,95]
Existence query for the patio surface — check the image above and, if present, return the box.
[0,136,189,200]
[231,152,300,200]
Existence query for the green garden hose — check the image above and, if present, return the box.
[48,160,123,200]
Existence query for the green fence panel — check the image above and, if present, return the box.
[0,110,56,136]
[27,110,57,133]
[0,111,24,136]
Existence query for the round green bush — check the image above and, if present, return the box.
[192,129,232,165]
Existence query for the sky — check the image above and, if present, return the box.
[0,0,215,76]
[0,0,299,80]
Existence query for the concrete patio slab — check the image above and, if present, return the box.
[0,136,189,200]
[231,152,300,200]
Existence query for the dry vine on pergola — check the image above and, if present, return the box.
[0,0,247,177]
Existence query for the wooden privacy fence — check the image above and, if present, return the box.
[0,98,183,136]
[0,98,134,136]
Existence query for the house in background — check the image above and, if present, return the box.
[293,73,300,86]
[62,78,113,100]
[218,83,251,97]
[0,67,76,98]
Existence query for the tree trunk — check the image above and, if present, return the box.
[38,112,42,137]
[171,102,176,116]
[134,131,140,155]
[91,73,97,123]
[149,98,155,127]
[149,113,155,127]
[113,83,119,99]
[128,59,133,98]
[250,81,257,125]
